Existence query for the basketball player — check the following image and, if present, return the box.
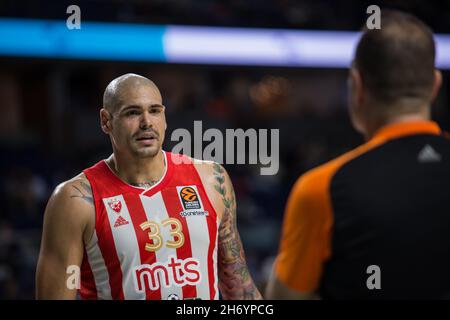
[36,74,262,300]
[267,11,450,299]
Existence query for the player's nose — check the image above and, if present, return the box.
[139,110,153,129]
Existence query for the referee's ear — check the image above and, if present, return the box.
[100,108,112,134]
[350,68,364,107]
[431,69,442,102]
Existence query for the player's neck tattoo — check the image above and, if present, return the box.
[108,151,166,189]
[130,181,159,188]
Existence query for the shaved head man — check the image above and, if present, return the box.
[36,73,262,300]
[102,74,165,159]
[103,74,161,113]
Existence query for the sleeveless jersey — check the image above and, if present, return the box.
[79,151,219,300]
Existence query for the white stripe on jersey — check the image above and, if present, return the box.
[85,232,112,300]
[184,214,211,299]
[103,195,146,300]
[140,192,183,300]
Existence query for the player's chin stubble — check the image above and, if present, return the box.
[132,142,161,158]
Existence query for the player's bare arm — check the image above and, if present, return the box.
[36,173,95,299]
[195,161,263,300]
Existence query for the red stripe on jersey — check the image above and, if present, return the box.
[123,193,161,300]
[85,165,125,300]
[161,188,198,299]
[79,251,97,300]
[95,213,125,299]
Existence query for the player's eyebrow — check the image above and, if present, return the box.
[119,105,140,112]
[119,104,164,113]
[149,104,165,109]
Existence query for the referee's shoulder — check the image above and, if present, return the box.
[293,140,380,196]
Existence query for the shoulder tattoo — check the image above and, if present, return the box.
[70,180,94,205]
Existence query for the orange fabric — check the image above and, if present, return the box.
[275,120,441,293]
[371,120,440,142]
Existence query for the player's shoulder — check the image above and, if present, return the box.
[53,173,91,196]
[168,151,227,177]
[192,158,222,171]
[192,158,229,183]
[50,173,92,208]
[44,173,94,238]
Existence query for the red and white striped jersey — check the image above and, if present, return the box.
[79,151,219,300]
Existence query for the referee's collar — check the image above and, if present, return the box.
[372,120,441,142]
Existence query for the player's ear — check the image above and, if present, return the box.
[163,106,167,131]
[100,108,112,134]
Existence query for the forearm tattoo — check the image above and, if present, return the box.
[213,163,262,300]
[70,181,94,205]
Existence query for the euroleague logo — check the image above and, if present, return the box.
[179,186,201,210]
[180,187,198,202]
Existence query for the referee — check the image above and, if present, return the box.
[267,10,450,299]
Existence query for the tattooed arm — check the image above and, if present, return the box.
[195,161,263,300]
[36,173,95,299]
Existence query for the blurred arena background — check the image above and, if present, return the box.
[1,0,450,299]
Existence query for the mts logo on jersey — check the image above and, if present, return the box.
[133,256,201,292]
